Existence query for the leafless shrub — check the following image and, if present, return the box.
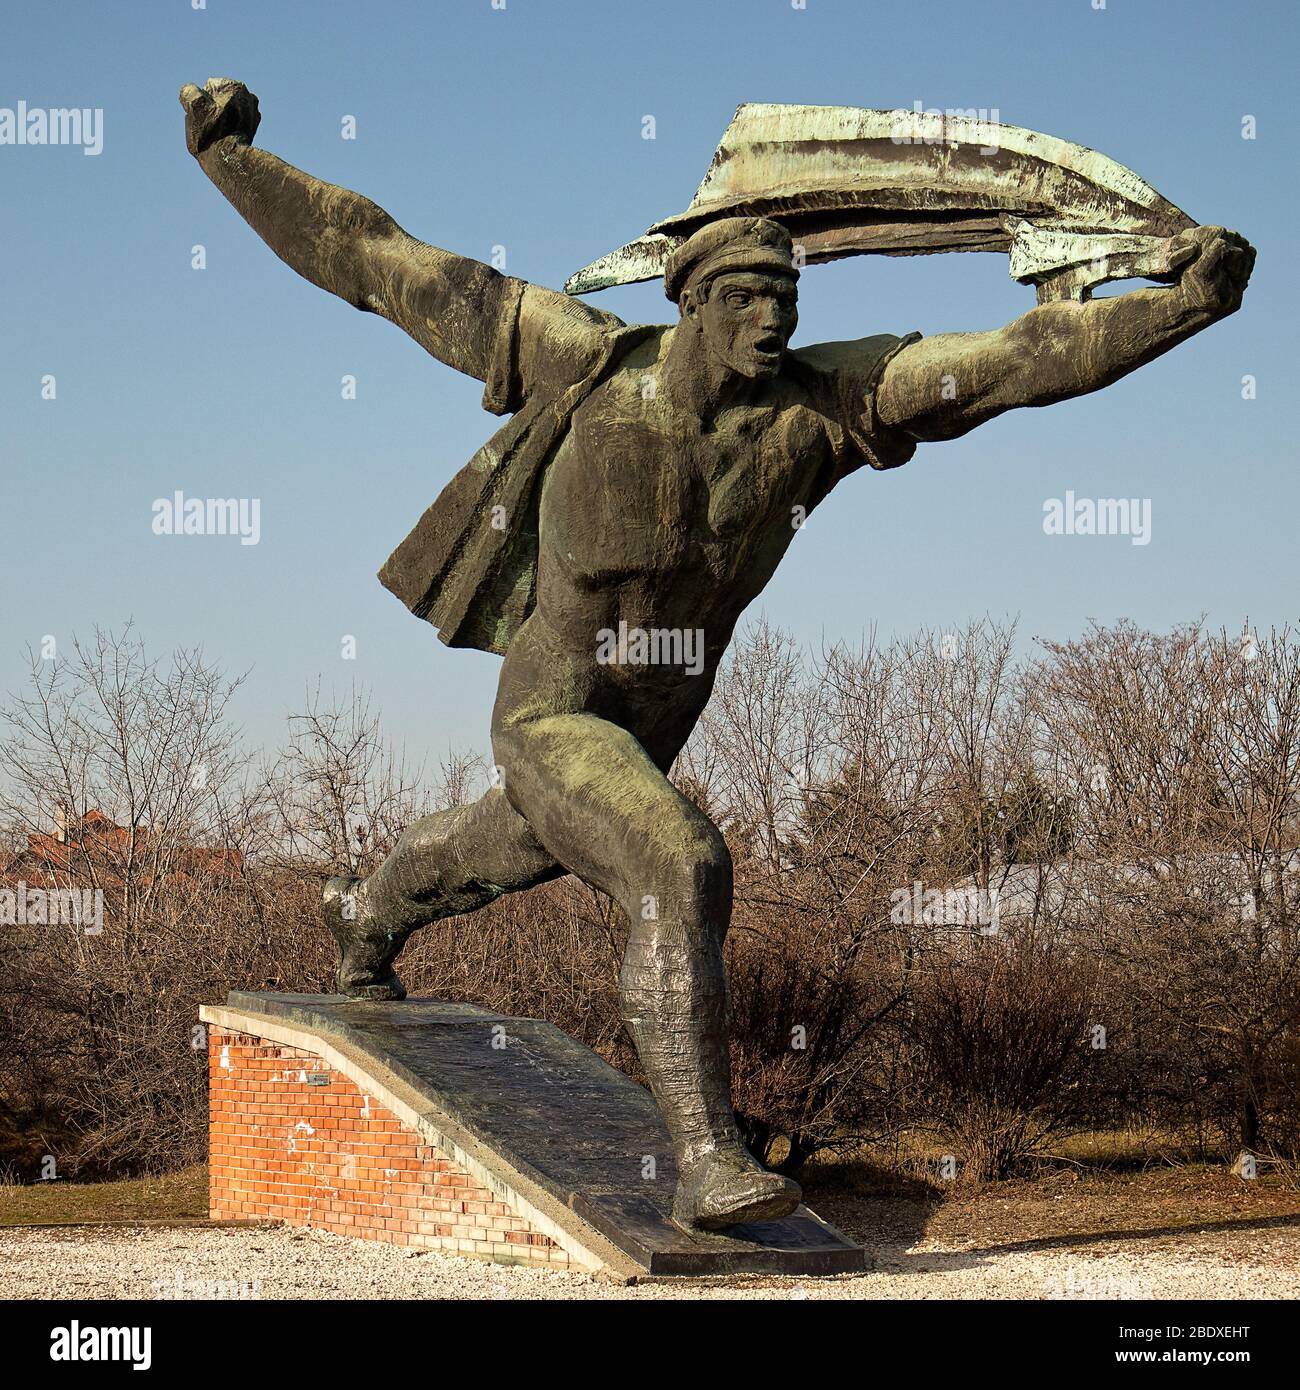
[903,938,1100,1183]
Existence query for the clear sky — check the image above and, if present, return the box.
[2,0,1294,770]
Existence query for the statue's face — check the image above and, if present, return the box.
[688,270,798,379]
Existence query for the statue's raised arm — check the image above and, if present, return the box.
[874,225,1255,443]
[180,78,618,406]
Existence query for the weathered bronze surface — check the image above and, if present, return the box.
[566,103,1198,303]
[182,77,1253,1233]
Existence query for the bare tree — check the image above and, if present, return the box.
[253,685,437,877]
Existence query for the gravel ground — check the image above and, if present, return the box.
[3,1218,1297,1300]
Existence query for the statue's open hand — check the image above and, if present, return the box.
[180,78,261,158]
[1173,225,1256,317]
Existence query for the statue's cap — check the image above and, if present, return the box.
[663,216,798,300]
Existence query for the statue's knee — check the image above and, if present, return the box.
[632,822,731,934]
[682,825,732,913]
[399,806,461,856]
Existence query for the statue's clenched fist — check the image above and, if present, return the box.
[179,78,260,158]
[1173,225,1256,318]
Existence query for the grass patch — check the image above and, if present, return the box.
[0,1164,209,1227]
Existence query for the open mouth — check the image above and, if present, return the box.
[752,335,783,362]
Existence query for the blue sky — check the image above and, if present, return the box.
[1,0,1294,770]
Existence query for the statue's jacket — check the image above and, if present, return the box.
[378,273,919,655]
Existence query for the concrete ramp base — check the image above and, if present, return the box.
[200,991,865,1282]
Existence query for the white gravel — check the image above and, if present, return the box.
[3,1221,1296,1300]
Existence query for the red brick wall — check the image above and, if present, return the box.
[207,1026,568,1268]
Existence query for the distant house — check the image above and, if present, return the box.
[2,805,243,884]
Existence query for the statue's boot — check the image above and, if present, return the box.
[620,928,802,1232]
[675,1146,803,1232]
[322,876,413,1001]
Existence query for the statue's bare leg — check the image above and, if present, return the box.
[489,710,801,1231]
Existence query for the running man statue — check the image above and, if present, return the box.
[181,77,1254,1231]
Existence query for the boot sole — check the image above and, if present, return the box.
[339,977,407,1002]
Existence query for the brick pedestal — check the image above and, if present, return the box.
[201,993,865,1280]
[207,1026,568,1268]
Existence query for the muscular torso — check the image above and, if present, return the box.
[493,328,847,763]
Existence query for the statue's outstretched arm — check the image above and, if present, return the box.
[180,78,525,384]
[876,226,1255,444]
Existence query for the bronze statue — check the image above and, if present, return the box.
[181,78,1254,1232]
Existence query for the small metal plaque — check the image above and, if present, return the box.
[306,1072,330,1087]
